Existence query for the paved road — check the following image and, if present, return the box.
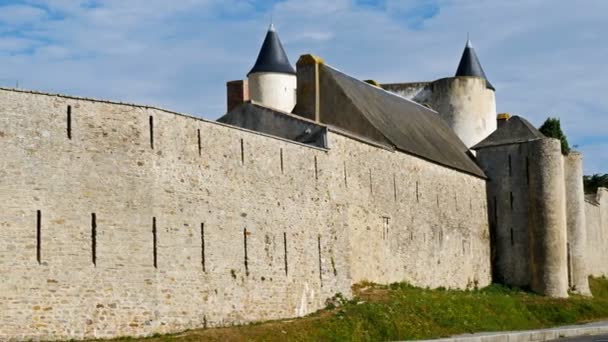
[552,334,608,342]
[411,321,608,342]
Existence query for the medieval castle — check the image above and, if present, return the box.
[0,24,606,340]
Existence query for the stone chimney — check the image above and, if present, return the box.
[226,80,249,113]
[295,54,324,122]
[497,113,511,129]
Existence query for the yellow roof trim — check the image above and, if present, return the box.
[364,80,381,87]
[297,54,325,66]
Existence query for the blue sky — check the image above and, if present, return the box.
[0,0,606,173]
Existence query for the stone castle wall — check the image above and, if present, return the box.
[475,143,532,287]
[329,133,491,289]
[526,139,568,298]
[564,153,591,295]
[0,88,490,340]
[476,138,570,297]
[585,188,608,277]
[381,82,431,104]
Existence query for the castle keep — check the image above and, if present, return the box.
[0,25,606,340]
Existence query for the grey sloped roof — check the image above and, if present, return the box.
[472,116,545,150]
[322,64,486,178]
[455,39,495,91]
[217,101,327,148]
[248,24,296,76]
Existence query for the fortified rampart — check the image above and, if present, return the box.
[585,188,608,277]
[527,139,568,297]
[473,115,597,297]
[1,23,604,341]
[475,137,568,297]
[474,115,607,298]
[0,87,490,340]
[564,152,591,295]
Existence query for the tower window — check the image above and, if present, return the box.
[152,217,157,268]
[243,228,249,276]
[67,106,72,140]
[91,213,97,266]
[149,116,154,149]
[36,210,42,264]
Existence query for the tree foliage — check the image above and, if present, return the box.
[538,117,570,155]
[584,174,608,194]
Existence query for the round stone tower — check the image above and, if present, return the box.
[429,39,497,148]
[247,24,297,113]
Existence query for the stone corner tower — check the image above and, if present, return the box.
[429,38,497,148]
[382,38,497,149]
[473,114,571,298]
[246,24,297,113]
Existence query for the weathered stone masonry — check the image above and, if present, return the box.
[0,88,490,340]
[474,116,604,298]
[585,188,608,277]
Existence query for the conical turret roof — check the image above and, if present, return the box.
[455,39,495,91]
[247,24,296,76]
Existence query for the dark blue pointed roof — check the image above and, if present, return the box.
[455,39,495,91]
[247,24,296,76]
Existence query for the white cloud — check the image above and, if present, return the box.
[0,4,47,25]
[0,36,39,52]
[286,31,334,43]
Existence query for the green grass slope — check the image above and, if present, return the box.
[108,277,608,342]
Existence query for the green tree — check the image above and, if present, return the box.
[538,117,570,155]
[584,173,608,194]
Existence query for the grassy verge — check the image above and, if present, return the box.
[111,277,608,342]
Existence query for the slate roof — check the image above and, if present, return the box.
[322,64,486,178]
[455,39,495,91]
[217,101,327,148]
[248,24,296,76]
[472,116,546,150]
